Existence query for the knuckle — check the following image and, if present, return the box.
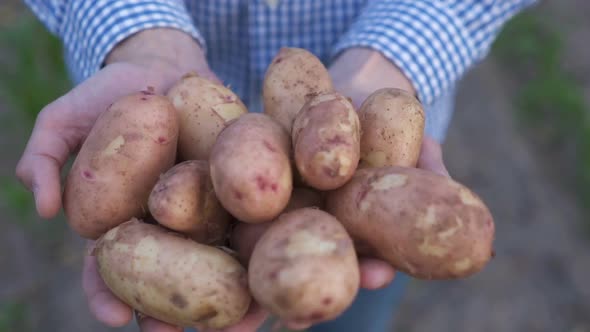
[36,103,57,125]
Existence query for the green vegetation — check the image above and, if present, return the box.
[0,11,69,216]
[493,13,590,221]
[0,12,70,238]
[0,14,70,124]
[0,301,30,332]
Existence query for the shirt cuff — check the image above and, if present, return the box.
[331,0,475,105]
[61,0,205,84]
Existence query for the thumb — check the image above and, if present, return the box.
[417,135,450,177]
[16,109,73,219]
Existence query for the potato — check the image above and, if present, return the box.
[249,208,359,325]
[358,88,425,168]
[292,92,361,190]
[167,73,248,161]
[63,90,178,239]
[325,167,495,280]
[94,219,251,329]
[230,187,325,264]
[148,160,230,245]
[210,113,292,223]
[263,47,334,132]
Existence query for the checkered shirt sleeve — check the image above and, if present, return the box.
[24,0,205,84]
[332,0,538,104]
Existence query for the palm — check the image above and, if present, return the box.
[16,62,183,218]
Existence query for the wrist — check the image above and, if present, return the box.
[105,28,213,82]
[329,48,417,107]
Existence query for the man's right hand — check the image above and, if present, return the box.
[14,28,270,332]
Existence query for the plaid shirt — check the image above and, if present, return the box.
[25,0,536,112]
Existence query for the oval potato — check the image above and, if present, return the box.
[210,113,292,223]
[148,160,230,245]
[326,166,495,279]
[167,74,248,161]
[63,90,178,239]
[249,208,359,325]
[358,88,425,168]
[292,92,360,190]
[263,47,334,132]
[95,219,251,329]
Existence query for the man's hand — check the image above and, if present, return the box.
[327,47,450,292]
[15,28,214,219]
[15,28,267,332]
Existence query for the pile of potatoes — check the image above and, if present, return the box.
[63,48,495,329]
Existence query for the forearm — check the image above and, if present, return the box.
[106,28,211,80]
[25,0,206,84]
[329,48,416,108]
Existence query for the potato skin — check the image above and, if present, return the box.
[292,92,361,190]
[249,208,359,324]
[167,74,248,161]
[63,90,178,239]
[95,219,251,329]
[209,113,292,223]
[263,47,334,132]
[358,88,425,168]
[230,187,325,264]
[325,167,495,280]
[148,160,230,245]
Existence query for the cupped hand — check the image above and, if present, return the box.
[15,27,271,332]
[15,61,207,219]
[324,47,452,294]
[15,28,216,220]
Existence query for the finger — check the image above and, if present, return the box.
[16,110,73,219]
[138,316,183,332]
[203,303,268,332]
[82,245,133,327]
[417,135,450,177]
[359,258,396,290]
[200,70,223,85]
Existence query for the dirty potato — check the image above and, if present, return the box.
[148,160,230,245]
[63,89,178,239]
[326,167,495,280]
[94,219,251,329]
[358,88,425,168]
[249,208,359,325]
[167,73,248,161]
[230,187,325,264]
[292,92,361,190]
[209,113,292,223]
[263,47,334,132]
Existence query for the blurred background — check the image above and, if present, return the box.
[1,1,589,332]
